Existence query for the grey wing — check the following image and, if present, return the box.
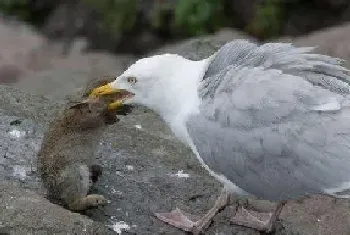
[187,64,350,201]
[202,40,350,96]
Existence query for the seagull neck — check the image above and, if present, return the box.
[160,57,212,134]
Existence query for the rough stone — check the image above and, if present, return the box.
[0,180,115,235]
[153,28,256,60]
[278,195,350,235]
[293,23,350,64]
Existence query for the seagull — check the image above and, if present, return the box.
[89,40,350,234]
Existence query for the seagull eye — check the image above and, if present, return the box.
[127,76,137,84]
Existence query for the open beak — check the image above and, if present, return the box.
[89,83,121,97]
[89,83,134,110]
[107,91,134,110]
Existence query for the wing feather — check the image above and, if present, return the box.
[187,41,350,200]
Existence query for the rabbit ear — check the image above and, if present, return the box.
[67,97,93,109]
[68,101,89,110]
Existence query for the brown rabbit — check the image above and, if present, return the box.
[37,96,117,211]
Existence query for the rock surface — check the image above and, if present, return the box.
[0,180,114,234]
[152,28,256,60]
[279,195,350,235]
[272,23,350,67]
[293,23,350,63]
[1,19,350,235]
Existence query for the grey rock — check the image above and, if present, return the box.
[284,23,350,65]
[11,52,135,102]
[153,28,255,60]
[279,195,350,235]
[0,85,60,122]
[0,180,115,235]
[0,65,22,85]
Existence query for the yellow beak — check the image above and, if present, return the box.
[89,83,134,110]
[89,84,121,97]
[107,100,124,110]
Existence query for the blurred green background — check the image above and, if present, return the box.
[1,0,348,54]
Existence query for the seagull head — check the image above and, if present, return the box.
[90,54,212,118]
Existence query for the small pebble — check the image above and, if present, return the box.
[109,221,131,234]
[125,165,134,171]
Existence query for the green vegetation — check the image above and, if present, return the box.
[0,0,228,37]
[0,0,33,21]
[0,0,52,25]
[151,1,170,30]
[246,0,284,39]
[83,0,137,34]
[173,0,226,36]
[0,0,292,41]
